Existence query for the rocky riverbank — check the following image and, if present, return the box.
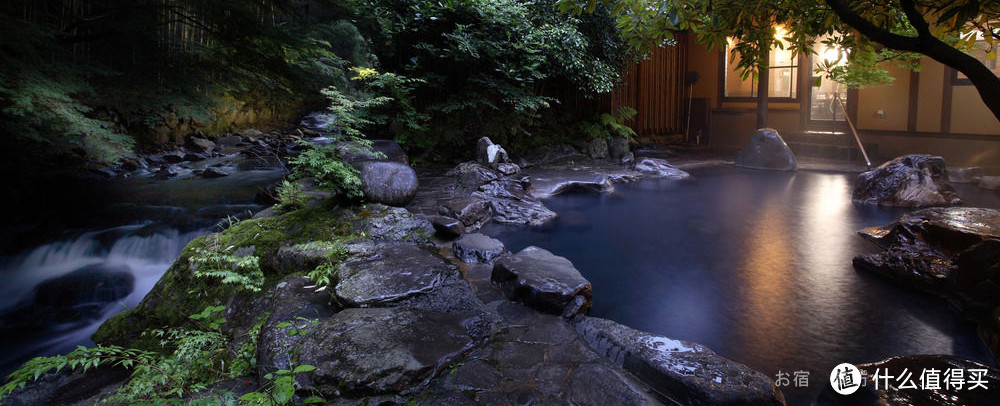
[7,142,1000,405]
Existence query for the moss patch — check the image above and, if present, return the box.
[94,205,358,348]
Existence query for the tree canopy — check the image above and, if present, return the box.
[558,0,1000,121]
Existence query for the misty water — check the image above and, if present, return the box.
[482,165,1000,402]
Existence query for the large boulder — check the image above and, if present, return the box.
[185,136,216,154]
[854,207,1000,312]
[452,233,506,263]
[734,128,797,171]
[476,137,510,167]
[853,154,960,207]
[476,180,557,226]
[448,162,499,195]
[492,246,592,317]
[357,161,419,207]
[295,307,486,397]
[334,244,452,307]
[634,157,692,179]
[815,355,1000,406]
[574,316,784,406]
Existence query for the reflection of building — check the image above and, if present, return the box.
[606,33,1000,172]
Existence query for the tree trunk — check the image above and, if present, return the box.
[826,0,1000,122]
[756,38,770,129]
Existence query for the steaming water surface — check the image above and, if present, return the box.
[482,165,1000,402]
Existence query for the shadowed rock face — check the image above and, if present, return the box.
[814,355,1000,406]
[734,128,797,171]
[492,246,592,317]
[852,154,960,207]
[573,316,784,406]
[296,307,486,397]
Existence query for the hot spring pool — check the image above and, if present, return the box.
[481,164,1000,402]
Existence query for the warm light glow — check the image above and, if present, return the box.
[820,45,846,67]
[773,26,788,41]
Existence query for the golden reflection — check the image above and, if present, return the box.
[739,176,795,357]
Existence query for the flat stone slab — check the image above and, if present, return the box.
[574,316,784,406]
[296,307,484,397]
[425,214,466,238]
[335,244,452,306]
[634,157,692,179]
[452,233,506,263]
[853,154,960,207]
[492,246,592,317]
[527,169,615,199]
[431,302,661,405]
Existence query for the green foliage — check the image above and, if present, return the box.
[0,304,315,405]
[355,0,635,156]
[307,261,340,287]
[0,1,371,169]
[579,106,637,141]
[289,143,364,199]
[0,15,134,165]
[239,364,321,406]
[275,180,308,214]
[190,247,265,293]
[0,306,243,404]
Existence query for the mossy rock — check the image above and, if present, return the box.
[93,205,357,348]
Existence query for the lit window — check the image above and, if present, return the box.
[809,37,848,122]
[724,40,799,99]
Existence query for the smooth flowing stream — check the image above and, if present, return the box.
[0,159,285,377]
[483,165,1000,402]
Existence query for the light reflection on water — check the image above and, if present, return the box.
[482,165,1000,403]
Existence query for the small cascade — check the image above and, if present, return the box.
[0,223,204,376]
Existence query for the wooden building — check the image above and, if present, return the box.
[610,32,1000,173]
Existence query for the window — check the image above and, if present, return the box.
[723,41,799,99]
[809,37,848,122]
[953,40,1000,84]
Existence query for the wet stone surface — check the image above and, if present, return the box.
[492,246,593,317]
[853,154,960,207]
[334,244,453,307]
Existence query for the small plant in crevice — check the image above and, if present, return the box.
[190,246,264,293]
[275,180,308,213]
